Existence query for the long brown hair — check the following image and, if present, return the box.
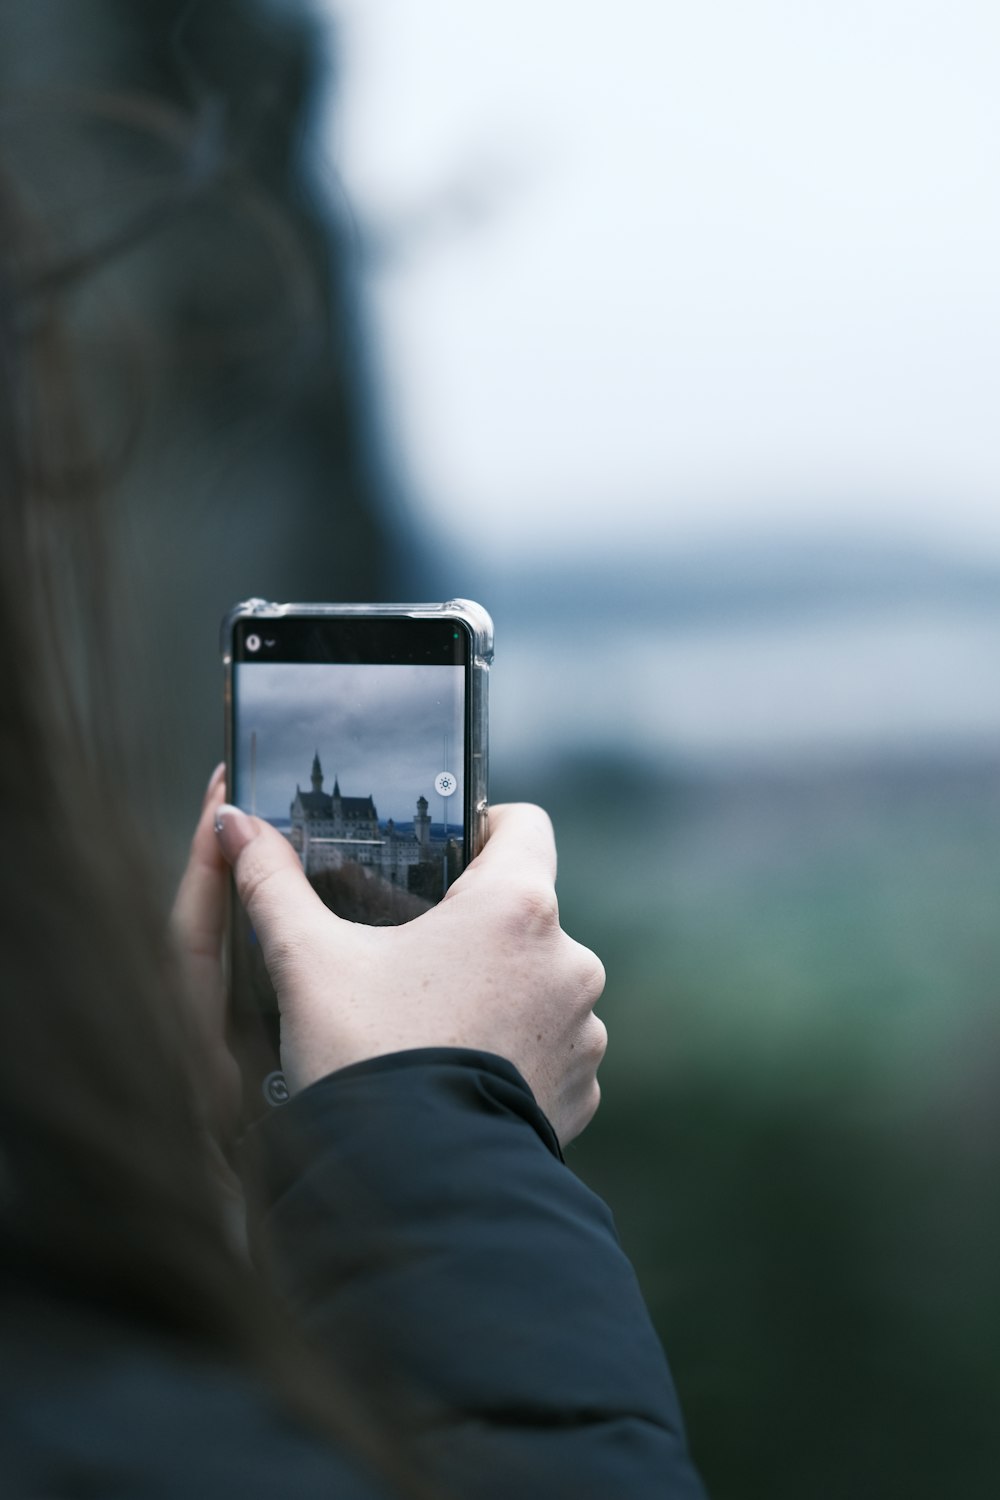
[0,101,420,1487]
[0,110,266,1347]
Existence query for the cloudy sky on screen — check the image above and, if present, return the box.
[233,663,464,825]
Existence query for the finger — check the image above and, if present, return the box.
[214,805,334,959]
[564,933,607,1008]
[171,764,228,964]
[560,1075,602,1148]
[459,802,558,887]
[202,760,227,810]
[171,769,233,1118]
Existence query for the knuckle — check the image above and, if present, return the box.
[237,858,277,917]
[587,1013,609,1063]
[262,930,303,987]
[572,1079,602,1140]
[509,881,560,934]
[580,950,606,1002]
[529,804,556,847]
[561,936,606,1004]
[501,802,555,843]
[238,859,296,937]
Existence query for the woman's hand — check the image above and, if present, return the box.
[214,800,607,1146]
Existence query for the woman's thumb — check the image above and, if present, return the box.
[214,804,324,956]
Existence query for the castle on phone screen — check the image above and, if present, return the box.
[288,753,458,894]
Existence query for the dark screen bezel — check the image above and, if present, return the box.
[233,615,470,668]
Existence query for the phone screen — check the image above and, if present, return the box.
[229,613,472,1022]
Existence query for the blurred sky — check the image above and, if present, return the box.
[323,0,1000,565]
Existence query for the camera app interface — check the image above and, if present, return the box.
[232,617,468,934]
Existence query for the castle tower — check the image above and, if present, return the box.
[311,752,323,793]
[415,794,431,852]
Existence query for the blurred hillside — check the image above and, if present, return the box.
[523,750,1000,1500]
[468,547,1000,1495]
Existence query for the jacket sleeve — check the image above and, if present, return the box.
[241,1048,708,1500]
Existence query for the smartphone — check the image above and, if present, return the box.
[221,598,492,1106]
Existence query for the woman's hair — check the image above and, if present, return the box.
[0,129,267,1353]
[0,28,446,1482]
[0,97,400,1470]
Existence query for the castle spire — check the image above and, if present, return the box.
[311,752,323,793]
[415,793,431,851]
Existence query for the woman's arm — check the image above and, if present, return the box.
[243,1047,708,1500]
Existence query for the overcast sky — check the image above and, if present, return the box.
[324,1,1000,564]
[233,662,464,823]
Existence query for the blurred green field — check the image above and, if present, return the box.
[500,751,1000,1500]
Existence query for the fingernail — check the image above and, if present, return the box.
[203,761,226,803]
[214,804,256,863]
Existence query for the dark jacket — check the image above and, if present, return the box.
[2,1049,707,1498]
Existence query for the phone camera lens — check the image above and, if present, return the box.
[246,633,261,653]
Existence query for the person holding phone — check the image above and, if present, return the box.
[3,755,707,1496]
[0,100,707,1500]
[172,773,708,1498]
